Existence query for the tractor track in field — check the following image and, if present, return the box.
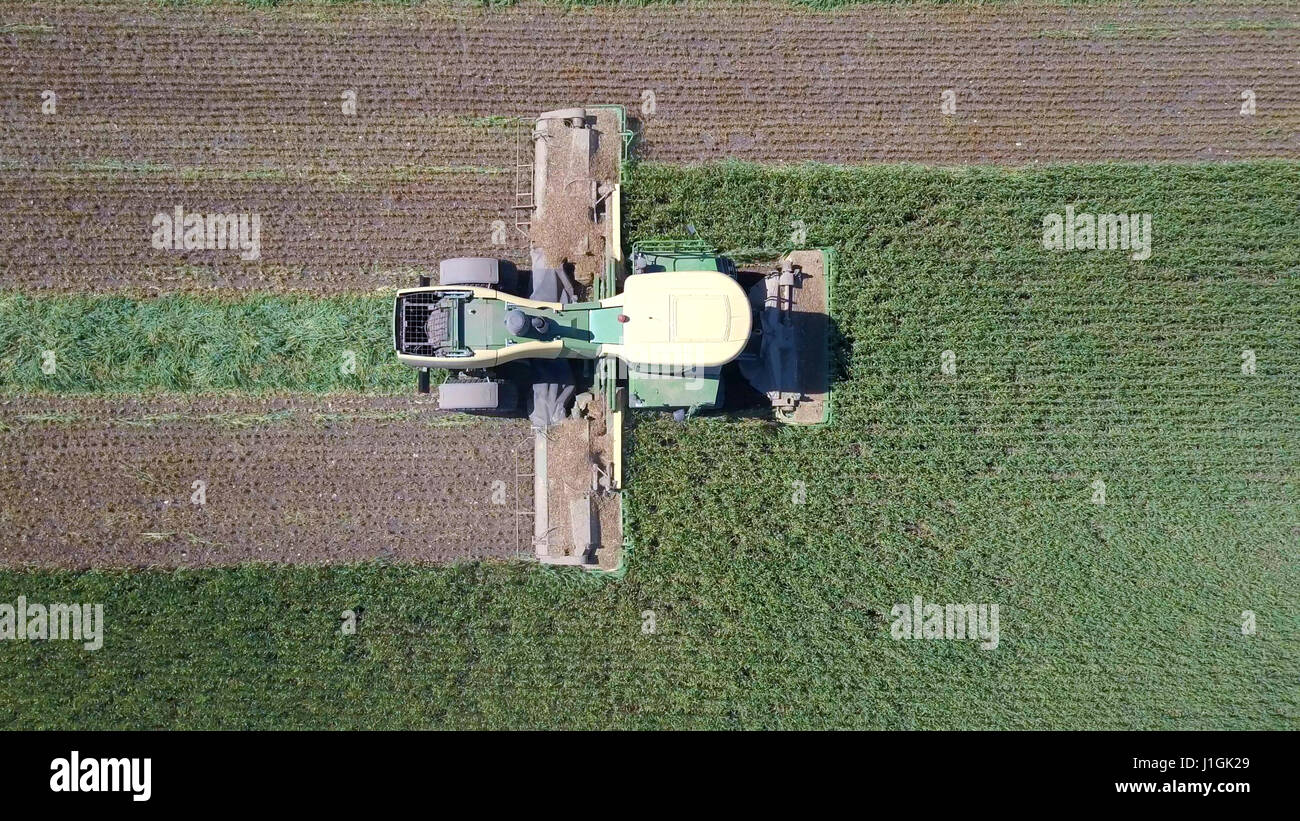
[0,0,1297,293]
[0,395,532,568]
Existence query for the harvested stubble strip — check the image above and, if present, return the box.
[0,169,526,294]
[0,0,1295,169]
[0,395,532,569]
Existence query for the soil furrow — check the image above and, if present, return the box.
[0,0,1294,168]
[0,395,532,568]
[0,172,528,292]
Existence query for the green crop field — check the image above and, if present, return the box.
[1,160,1296,729]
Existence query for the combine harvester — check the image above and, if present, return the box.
[393,105,833,570]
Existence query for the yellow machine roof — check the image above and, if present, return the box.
[601,270,751,367]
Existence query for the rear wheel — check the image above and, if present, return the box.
[438,257,501,289]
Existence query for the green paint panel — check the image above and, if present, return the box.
[588,307,625,345]
[628,367,723,410]
[462,299,506,348]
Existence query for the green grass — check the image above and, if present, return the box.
[0,293,407,395]
[0,23,56,34]
[1,160,1297,728]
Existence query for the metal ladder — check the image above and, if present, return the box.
[512,124,534,239]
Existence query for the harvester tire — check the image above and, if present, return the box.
[438,257,501,288]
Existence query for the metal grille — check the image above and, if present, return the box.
[398,292,446,356]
